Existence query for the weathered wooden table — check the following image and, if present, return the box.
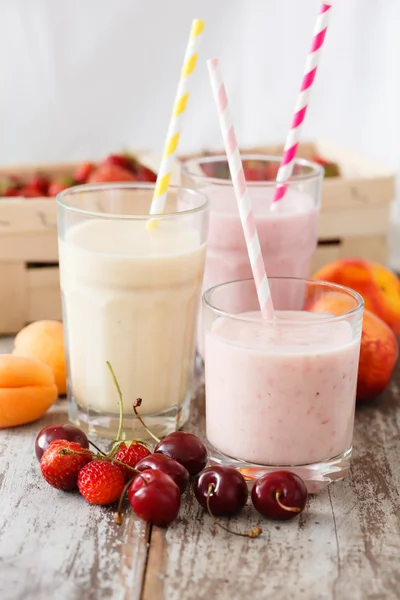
[0,335,399,600]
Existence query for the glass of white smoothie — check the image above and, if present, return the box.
[203,278,364,491]
[58,183,209,439]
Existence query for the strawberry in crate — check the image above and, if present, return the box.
[85,153,157,184]
[0,152,158,199]
[311,155,340,178]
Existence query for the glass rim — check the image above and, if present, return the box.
[203,277,364,325]
[182,154,324,186]
[56,182,209,220]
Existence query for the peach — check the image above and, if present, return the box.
[0,355,58,428]
[13,320,66,395]
[313,258,400,336]
[304,291,399,403]
[357,310,399,403]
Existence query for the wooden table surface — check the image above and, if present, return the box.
[0,335,399,600]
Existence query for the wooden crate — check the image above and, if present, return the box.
[0,153,164,334]
[179,140,395,271]
[0,143,395,334]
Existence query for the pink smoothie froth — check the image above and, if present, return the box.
[205,311,361,466]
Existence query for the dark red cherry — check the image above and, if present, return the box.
[194,466,248,516]
[154,431,207,476]
[128,469,181,526]
[35,424,89,460]
[251,471,308,521]
[135,453,189,494]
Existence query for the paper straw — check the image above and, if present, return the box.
[148,18,204,220]
[272,2,333,206]
[207,58,275,320]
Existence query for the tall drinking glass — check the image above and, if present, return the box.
[182,155,323,352]
[57,184,209,439]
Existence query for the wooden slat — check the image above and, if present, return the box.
[311,244,341,272]
[1,336,400,600]
[179,141,395,211]
[143,364,400,600]
[27,266,62,322]
[318,205,390,239]
[0,400,150,600]
[0,263,27,333]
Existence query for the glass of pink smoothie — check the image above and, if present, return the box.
[182,155,323,352]
[203,278,364,491]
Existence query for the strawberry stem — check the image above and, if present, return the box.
[206,484,262,539]
[107,361,124,443]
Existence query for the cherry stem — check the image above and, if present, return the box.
[89,440,107,456]
[107,361,124,443]
[132,399,160,443]
[206,484,262,539]
[275,490,301,514]
[114,477,134,525]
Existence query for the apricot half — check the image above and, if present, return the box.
[0,355,58,428]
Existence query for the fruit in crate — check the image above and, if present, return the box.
[87,163,137,183]
[304,292,399,403]
[13,320,67,395]
[312,155,340,177]
[313,258,400,336]
[0,355,58,428]
[48,176,75,197]
[0,152,157,198]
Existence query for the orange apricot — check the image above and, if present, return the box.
[13,320,66,395]
[0,355,58,428]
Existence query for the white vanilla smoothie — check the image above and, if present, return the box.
[59,218,206,416]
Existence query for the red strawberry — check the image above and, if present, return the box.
[78,461,125,505]
[74,161,95,184]
[114,442,151,481]
[136,164,157,183]
[88,163,137,184]
[26,174,49,195]
[243,166,264,181]
[3,186,20,197]
[312,156,340,178]
[48,176,75,197]
[19,185,43,198]
[40,440,92,490]
[0,177,20,197]
[104,153,138,173]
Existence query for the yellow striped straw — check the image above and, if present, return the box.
[148,18,205,225]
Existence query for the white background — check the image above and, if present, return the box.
[0,0,399,177]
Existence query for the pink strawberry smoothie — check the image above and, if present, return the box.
[197,187,319,353]
[204,186,319,296]
[205,311,361,466]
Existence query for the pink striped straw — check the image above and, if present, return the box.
[207,58,275,320]
[272,2,333,206]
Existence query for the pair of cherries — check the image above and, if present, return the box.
[35,423,308,529]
